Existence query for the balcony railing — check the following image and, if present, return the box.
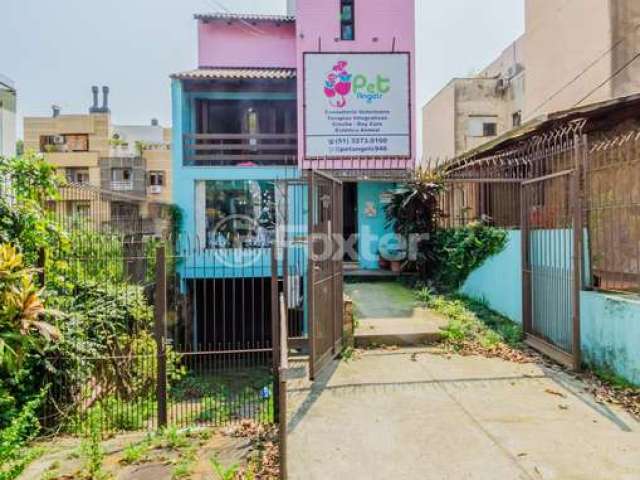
[184,133,297,166]
[111,181,135,191]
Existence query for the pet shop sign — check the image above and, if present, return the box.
[304,53,410,158]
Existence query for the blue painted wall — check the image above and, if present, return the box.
[171,79,306,279]
[357,182,396,270]
[460,229,640,385]
[581,291,640,385]
[461,230,523,324]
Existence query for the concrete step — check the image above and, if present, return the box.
[354,308,448,348]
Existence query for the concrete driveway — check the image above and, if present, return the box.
[286,349,640,480]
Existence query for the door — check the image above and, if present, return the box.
[308,171,344,380]
[521,169,581,369]
[342,182,358,262]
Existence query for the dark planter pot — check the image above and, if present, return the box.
[390,261,402,273]
[378,257,391,270]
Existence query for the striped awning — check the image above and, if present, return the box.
[170,67,297,81]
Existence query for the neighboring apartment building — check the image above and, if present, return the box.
[0,74,17,158]
[23,87,172,234]
[423,0,640,161]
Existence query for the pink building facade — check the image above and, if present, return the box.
[295,0,416,170]
[188,1,416,172]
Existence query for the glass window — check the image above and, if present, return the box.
[340,0,355,41]
[149,171,165,186]
[341,5,353,21]
[467,116,498,137]
[65,134,89,152]
[112,168,132,182]
[204,180,275,249]
[483,122,497,137]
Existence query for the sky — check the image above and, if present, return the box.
[1,0,524,145]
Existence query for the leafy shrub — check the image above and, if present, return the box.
[0,394,43,480]
[0,244,60,372]
[425,221,508,290]
[0,153,66,264]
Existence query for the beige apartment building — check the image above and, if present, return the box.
[23,86,172,234]
[423,0,640,161]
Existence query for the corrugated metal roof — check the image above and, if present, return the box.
[171,67,297,81]
[194,13,295,23]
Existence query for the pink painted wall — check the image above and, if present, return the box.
[295,0,416,169]
[197,21,296,68]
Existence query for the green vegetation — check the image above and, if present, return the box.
[120,437,152,465]
[211,458,240,480]
[427,223,508,290]
[79,419,108,480]
[427,294,523,351]
[0,395,44,480]
[170,368,274,425]
[0,152,184,473]
[384,167,508,288]
[594,367,639,390]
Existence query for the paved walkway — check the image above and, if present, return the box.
[346,282,448,346]
[286,349,640,479]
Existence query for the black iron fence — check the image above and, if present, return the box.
[40,239,282,437]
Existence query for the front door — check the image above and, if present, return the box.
[342,182,358,262]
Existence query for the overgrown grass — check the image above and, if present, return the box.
[120,436,152,465]
[170,368,274,425]
[426,293,523,351]
[594,367,639,390]
[211,458,240,480]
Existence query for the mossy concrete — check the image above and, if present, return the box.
[345,282,448,347]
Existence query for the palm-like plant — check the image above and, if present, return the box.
[0,244,60,371]
[385,166,445,238]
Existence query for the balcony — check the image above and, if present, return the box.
[183,133,297,167]
[110,180,135,192]
[99,157,147,198]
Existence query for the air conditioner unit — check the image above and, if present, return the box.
[149,185,162,194]
[53,135,65,145]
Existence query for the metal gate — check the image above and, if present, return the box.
[521,139,583,370]
[442,125,585,370]
[307,171,344,380]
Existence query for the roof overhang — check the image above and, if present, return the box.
[194,13,295,24]
[443,93,640,171]
[170,67,297,81]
